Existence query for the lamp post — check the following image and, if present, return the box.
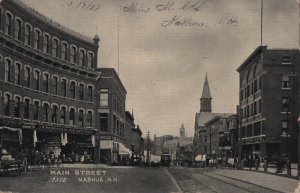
[297,116,300,178]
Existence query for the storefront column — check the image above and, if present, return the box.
[91,135,95,147]
[64,133,68,144]
[33,130,37,147]
[61,132,64,145]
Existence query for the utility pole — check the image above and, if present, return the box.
[146,131,150,164]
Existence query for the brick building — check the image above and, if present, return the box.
[0,0,100,161]
[95,68,130,164]
[237,46,300,161]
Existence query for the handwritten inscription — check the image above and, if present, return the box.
[123,0,239,28]
[63,0,101,12]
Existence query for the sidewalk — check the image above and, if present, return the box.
[28,163,135,170]
[212,169,299,193]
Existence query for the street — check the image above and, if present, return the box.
[0,166,298,193]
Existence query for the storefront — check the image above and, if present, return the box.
[0,118,23,152]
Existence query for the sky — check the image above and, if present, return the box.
[22,0,299,138]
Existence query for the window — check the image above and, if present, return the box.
[259,76,262,90]
[70,82,76,99]
[33,70,40,90]
[87,86,93,102]
[258,99,261,114]
[43,73,49,93]
[240,90,243,100]
[25,25,31,46]
[204,146,207,154]
[69,108,75,125]
[34,30,41,50]
[100,89,109,107]
[14,97,21,118]
[52,39,58,57]
[282,97,289,113]
[24,99,30,119]
[282,76,290,88]
[0,9,2,30]
[5,13,12,36]
[62,43,67,60]
[247,125,252,137]
[15,63,21,85]
[60,107,66,124]
[43,35,50,54]
[282,56,291,64]
[33,101,39,120]
[52,106,58,123]
[100,113,108,131]
[4,59,11,82]
[4,94,11,116]
[282,120,288,130]
[61,79,67,97]
[43,103,49,122]
[15,19,22,41]
[70,46,76,63]
[254,122,261,136]
[253,101,257,115]
[87,53,93,68]
[79,50,85,66]
[254,79,258,93]
[78,110,84,127]
[246,85,250,97]
[204,135,207,143]
[53,76,58,95]
[79,84,84,100]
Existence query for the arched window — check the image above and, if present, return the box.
[79,50,85,66]
[4,59,11,82]
[78,109,84,127]
[60,106,66,124]
[87,53,93,68]
[52,38,58,57]
[14,96,21,118]
[43,73,49,93]
[69,108,75,125]
[5,12,12,36]
[86,111,92,127]
[62,42,67,61]
[43,34,50,54]
[24,67,31,88]
[70,82,76,99]
[15,63,21,85]
[87,86,93,102]
[53,76,58,95]
[4,94,11,116]
[61,79,67,97]
[52,105,58,123]
[24,99,30,119]
[25,25,31,46]
[79,84,84,100]
[43,103,49,122]
[33,101,39,120]
[33,70,40,90]
[15,19,22,41]
[34,29,41,50]
[70,46,76,63]
[0,9,2,31]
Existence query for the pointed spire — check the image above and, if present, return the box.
[201,73,212,99]
[181,123,184,129]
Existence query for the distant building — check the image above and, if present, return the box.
[236,46,300,161]
[180,123,185,138]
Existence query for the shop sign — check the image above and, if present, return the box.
[100,135,112,140]
[35,124,94,135]
[0,118,23,128]
[242,136,281,145]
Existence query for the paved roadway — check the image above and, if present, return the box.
[0,166,291,193]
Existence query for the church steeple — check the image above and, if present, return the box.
[180,123,185,138]
[200,73,212,112]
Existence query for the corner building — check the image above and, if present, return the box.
[0,0,100,162]
[237,46,300,162]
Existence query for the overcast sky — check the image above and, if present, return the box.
[22,0,299,138]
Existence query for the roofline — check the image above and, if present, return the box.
[236,46,267,72]
[204,113,235,126]
[96,68,127,94]
[12,0,97,46]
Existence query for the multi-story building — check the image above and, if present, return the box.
[204,114,233,158]
[237,46,300,161]
[131,125,144,156]
[0,0,100,161]
[95,68,129,164]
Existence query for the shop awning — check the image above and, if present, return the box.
[195,154,206,161]
[119,143,131,155]
[0,126,22,144]
[100,140,113,149]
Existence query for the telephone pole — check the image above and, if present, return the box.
[146,131,150,164]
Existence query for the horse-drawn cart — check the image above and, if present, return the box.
[0,159,23,176]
